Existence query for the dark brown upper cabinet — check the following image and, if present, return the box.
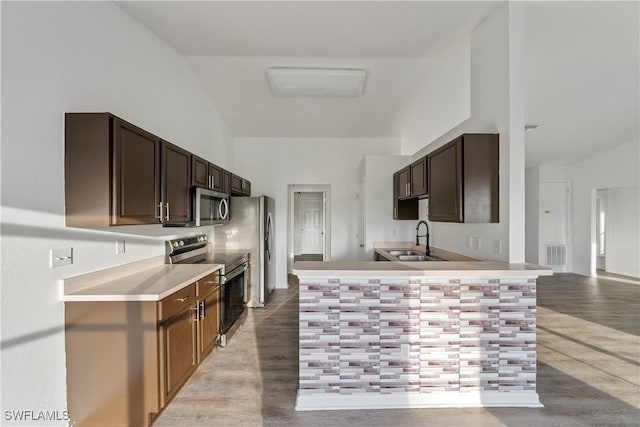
[222,170,231,196]
[65,113,191,227]
[394,156,427,202]
[428,133,499,223]
[410,157,428,198]
[191,155,224,193]
[396,166,411,199]
[230,174,251,197]
[66,113,160,227]
[113,118,161,225]
[191,155,209,189]
[209,164,223,193]
[161,142,191,224]
[393,171,418,220]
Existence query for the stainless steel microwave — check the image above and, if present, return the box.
[194,188,229,226]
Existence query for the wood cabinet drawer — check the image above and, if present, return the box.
[158,283,196,322]
[197,271,220,297]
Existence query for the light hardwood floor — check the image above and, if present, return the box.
[155,273,640,427]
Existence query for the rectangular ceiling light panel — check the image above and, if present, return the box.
[267,67,367,97]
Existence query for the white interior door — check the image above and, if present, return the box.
[300,193,324,254]
[541,180,570,271]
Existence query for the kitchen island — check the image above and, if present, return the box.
[293,256,552,411]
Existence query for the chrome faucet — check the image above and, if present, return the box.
[415,220,431,255]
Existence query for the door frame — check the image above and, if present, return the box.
[287,184,331,274]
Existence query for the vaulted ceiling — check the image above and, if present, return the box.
[117,1,639,167]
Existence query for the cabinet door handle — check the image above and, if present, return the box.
[194,303,200,321]
[176,295,189,303]
[165,202,170,221]
[408,182,411,195]
[156,203,163,220]
[204,281,216,285]
[200,301,205,319]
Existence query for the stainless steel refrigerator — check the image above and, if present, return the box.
[214,196,275,307]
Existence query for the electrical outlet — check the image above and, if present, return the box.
[472,236,481,250]
[51,248,73,268]
[493,239,502,255]
[466,235,472,248]
[116,240,126,255]
[401,343,410,360]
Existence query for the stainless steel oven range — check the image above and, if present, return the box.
[166,234,248,346]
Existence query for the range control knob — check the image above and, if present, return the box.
[179,241,184,247]
[173,242,179,248]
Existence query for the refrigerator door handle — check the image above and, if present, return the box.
[265,213,272,262]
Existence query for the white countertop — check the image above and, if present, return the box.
[292,260,552,278]
[63,263,223,302]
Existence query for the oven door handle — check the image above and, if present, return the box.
[225,265,247,281]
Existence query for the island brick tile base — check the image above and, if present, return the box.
[299,277,537,402]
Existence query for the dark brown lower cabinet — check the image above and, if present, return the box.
[65,300,161,426]
[65,273,221,426]
[159,306,197,405]
[198,286,220,361]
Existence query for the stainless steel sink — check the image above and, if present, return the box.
[397,255,427,261]
[388,250,423,256]
[381,249,446,262]
[396,254,444,262]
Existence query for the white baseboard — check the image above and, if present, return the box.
[295,390,543,411]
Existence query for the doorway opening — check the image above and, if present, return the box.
[287,184,331,274]
[591,186,640,278]
[595,189,609,274]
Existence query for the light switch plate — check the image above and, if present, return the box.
[116,240,126,255]
[472,236,481,250]
[493,239,502,254]
[51,248,73,268]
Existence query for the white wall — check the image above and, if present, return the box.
[362,155,417,259]
[1,2,232,421]
[525,166,540,264]
[607,187,640,278]
[410,3,526,263]
[529,141,639,277]
[564,139,640,276]
[233,137,401,287]
[398,37,471,156]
